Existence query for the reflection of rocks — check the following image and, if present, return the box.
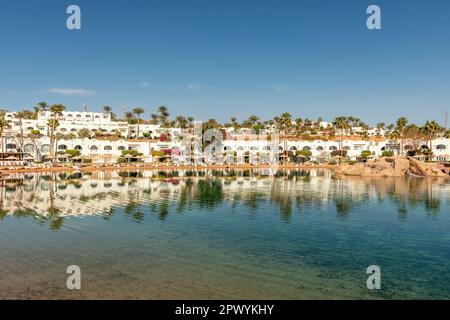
[336,157,449,178]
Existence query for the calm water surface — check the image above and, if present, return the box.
[1,169,449,299]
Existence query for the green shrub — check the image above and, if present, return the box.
[361,150,372,158]
[382,150,394,157]
[65,149,81,157]
[296,150,312,157]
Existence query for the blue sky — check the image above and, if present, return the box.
[0,0,449,125]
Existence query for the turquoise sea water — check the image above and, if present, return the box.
[0,169,449,299]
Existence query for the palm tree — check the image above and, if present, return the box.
[279,113,292,135]
[422,120,444,153]
[0,115,9,153]
[150,113,159,125]
[78,128,91,139]
[187,116,194,128]
[230,117,239,131]
[16,111,27,152]
[48,104,66,157]
[175,116,188,129]
[103,105,112,115]
[333,116,350,136]
[132,107,145,139]
[124,111,134,139]
[47,118,60,158]
[396,117,408,156]
[295,118,303,136]
[158,106,170,128]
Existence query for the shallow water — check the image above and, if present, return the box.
[1,169,449,299]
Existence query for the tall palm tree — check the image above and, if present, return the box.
[0,115,9,153]
[132,107,145,139]
[48,104,66,157]
[16,111,27,152]
[47,118,60,158]
[124,112,134,139]
[158,106,170,128]
[395,117,408,155]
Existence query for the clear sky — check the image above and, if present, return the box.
[0,0,449,126]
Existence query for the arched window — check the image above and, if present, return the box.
[329,146,338,151]
[263,146,271,151]
[58,145,68,150]
[290,146,297,151]
[71,128,77,132]
[6,143,17,149]
[90,146,99,151]
[118,146,126,151]
[316,146,324,151]
[24,144,36,153]
[41,144,51,154]
[303,146,311,151]
[250,146,259,151]
[76,115,81,118]
[27,127,34,131]
[278,146,284,151]
[74,145,83,150]
[436,144,446,150]
[104,145,113,151]
[60,128,67,132]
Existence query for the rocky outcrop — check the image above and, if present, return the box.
[335,157,448,178]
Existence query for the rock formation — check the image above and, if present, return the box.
[335,157,448,178]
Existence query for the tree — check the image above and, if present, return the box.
[333,116,350,136]
[150,113,159,125]
[187,116,194,128]
[422,120,444,153]
[48,104,66,157]
[78,128,91,139]
[230,117,239,131]
[47,118,60,158]
[158,106,170,128]
[395,117,408,156]
[175,116,188,129]
[34,101,48,118]
[103,105,112,115]
[16,111,27,151]
[0,115,10,152]
[132,107,145,138]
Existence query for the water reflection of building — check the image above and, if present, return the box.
[1,170,449,221]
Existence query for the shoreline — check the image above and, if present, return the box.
[0,163,338,176]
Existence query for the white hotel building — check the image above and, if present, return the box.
[2,110,450,162]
